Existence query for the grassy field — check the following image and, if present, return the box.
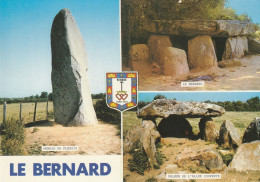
[123,111,260,138]
[0,99,101,124]
[0,102,53,124]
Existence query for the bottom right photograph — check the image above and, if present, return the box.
[123,92,260,182]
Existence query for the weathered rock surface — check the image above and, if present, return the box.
[198,117,218,141]
[124,125,143,153]
[222,36,248,59]
[228,141,260,172]
[162,47,189,78]
[137,99,225,119]
[219,120,242,148]
[158,116,193,138]
[218,59,241,68]
[145,20,256,37]
[129,44,150,72]
[204,118,218,142]
[176,147,225,171]
[141,120,161,167]
[188,35,218,69]
[243,117,260,143]
[51,9,97,126]
[147,35,172,64]
[248,37,260,53]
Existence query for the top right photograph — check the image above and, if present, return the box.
[121,0,260,91]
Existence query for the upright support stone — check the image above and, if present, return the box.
[222,36,248,59]
[147,35,172,65]
[188,35,218,69]
[162,47,189,79]
[200,116,218,142]
[51,9,97,126]
[141,120,161,168]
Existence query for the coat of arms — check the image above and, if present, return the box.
[106,72,138,112]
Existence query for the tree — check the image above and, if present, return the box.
[40,91,48,99]
[154,94,167,100]
[246,97,260,111]
[48,93,53,101]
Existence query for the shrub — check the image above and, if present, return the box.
[221,153,234,166]
[128,141,165,175]
[128,146,150,175]
[94,98,121,131]
[1,118,25,155]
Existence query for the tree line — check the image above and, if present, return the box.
[0,92,106,104]
[132,94,260,112]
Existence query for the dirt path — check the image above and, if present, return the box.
[24,121,121,155]
[123,138,260,182]
[132,54,260,91]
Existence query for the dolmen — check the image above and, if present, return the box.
[125,99,225,167]
[137,99,224,141]
[51,9,98,126]
[129,20,259,77]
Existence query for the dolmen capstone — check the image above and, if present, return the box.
[126,99,225,167]
[128,20,259,77]
[137,99,224,141]
[51,9,98,126]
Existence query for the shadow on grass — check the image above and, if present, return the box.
[24,120,54,128]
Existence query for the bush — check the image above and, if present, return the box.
[94,98,121,131]
[128,141,165,175]
[1,118,25,155]
[221,153,234,166]
[128,146,150,175]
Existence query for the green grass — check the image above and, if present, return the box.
[123,111,260,138]
[1,118,25,155]
[0,99,100,124]
[0,102,53,124]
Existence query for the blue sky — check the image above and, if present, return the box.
[226,0,260,23]
[139,92,260,102]
[0,0,120,97]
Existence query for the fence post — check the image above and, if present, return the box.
[3,102,6,124]
[19,103,22,121]
[33,102,37,122]
[46,101,48,120]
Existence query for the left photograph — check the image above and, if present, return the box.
[0,0,121,155]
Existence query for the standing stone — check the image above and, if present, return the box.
[222,36,248,60]
[243,117,260,143]
[162,47,189,79]
[129,44,150,74]
[147,35,172,64]
[124,125,143,153]
[219,120,242,148]
[188,35,218,69]
[51,9,97,126]
[141,120,161,168]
